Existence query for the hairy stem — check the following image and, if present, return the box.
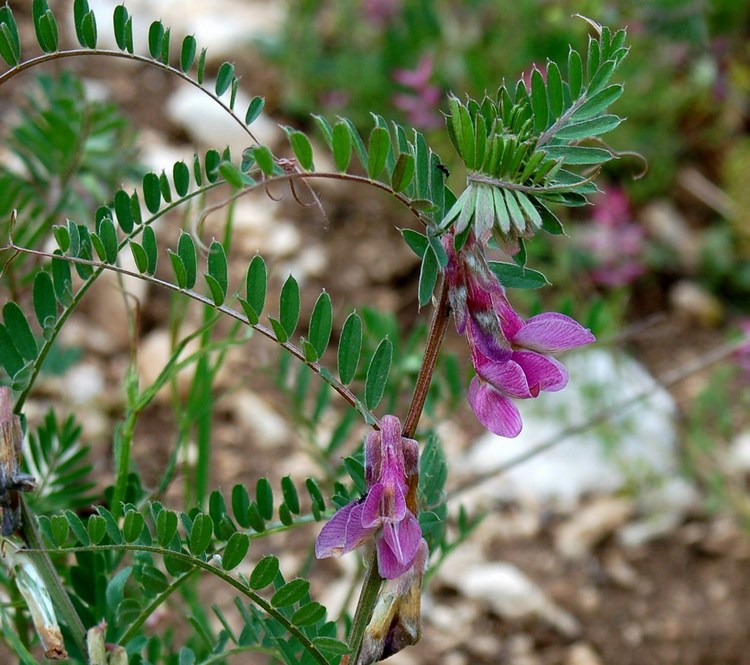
[347,550,383,665]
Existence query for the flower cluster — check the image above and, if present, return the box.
[392,54,442,130]
[315,415,425,579]
[575,186,646,287]
[443,231,596,437]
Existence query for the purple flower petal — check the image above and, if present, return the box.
[377,512,422,579]
[466,314,510,363]
[316,501,364,559]
[344,502,373,551]
[380,415,403,449]
[491,291,524,338]
[511,312,595,353]
[467,377,523,438]
[362,477,407,527]
[511,351,569,394]
[473,353,531,399]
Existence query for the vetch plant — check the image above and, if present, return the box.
[0,4,630,664]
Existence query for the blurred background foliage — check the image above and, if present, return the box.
[262,0,750,322]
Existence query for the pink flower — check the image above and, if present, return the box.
[576,187,646,287]
[315,415,423,579]
[362,0,401,26]
[392,55,442,129]
[443,231,595,437]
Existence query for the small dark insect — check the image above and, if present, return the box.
[436,162,450,178]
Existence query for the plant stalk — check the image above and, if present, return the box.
[402,281,450,439]
[347,280,450,664]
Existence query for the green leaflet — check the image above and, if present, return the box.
[367,126,390,179]
[242,255,267,324]
[286,128,314,171]
[222,533,249,571]
[189,513,213,556]
[279,275,300,338]
[215,62,235,97]
[113,5,133,53]
[332,121,352,172]
[177,232,197,289]
[0,6,21,67]
[271,579,310,608]
[418,245,438,307]
[308,291,333,360]
[148,20,164,59]
[281,476,300,515]
[3,302,37,360]
[180,34,196,72]
[488,261,549,289]
[338,312,362,385]
[245,96,265,126]
[256,478,274,521]
[248,555,279,590]
[206,240,228,305]
[364,337,392,410]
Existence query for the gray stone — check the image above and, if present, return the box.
[455,561,580,637]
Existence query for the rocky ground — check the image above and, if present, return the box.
[3,2,750,663]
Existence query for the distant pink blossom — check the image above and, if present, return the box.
[362,0,402,26]
[576,187,646,287]
[519,63,547,90]
[392,54,442,129]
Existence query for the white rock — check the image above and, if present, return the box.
[167,84,279,154]
[287,245,329,282]
[458,349,680,509]
[316,554,360,618]
[618,477,700,548]
[566,642,603,665]
[555,497,634,560]
[137,130,195,174]
[201,195,300,259]
[81,250,149,351]
[456,562,580,637]
[229,389,289,449]
[86,0,283,60]
[425,600,479,639]
[670,280,723,326]
[640,200,700,270]
[61,362,105,406]
[728,430,750,473]
[136,329,199,401]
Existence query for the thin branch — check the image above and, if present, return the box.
[196,170,434,236]
[402,281,451,438]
